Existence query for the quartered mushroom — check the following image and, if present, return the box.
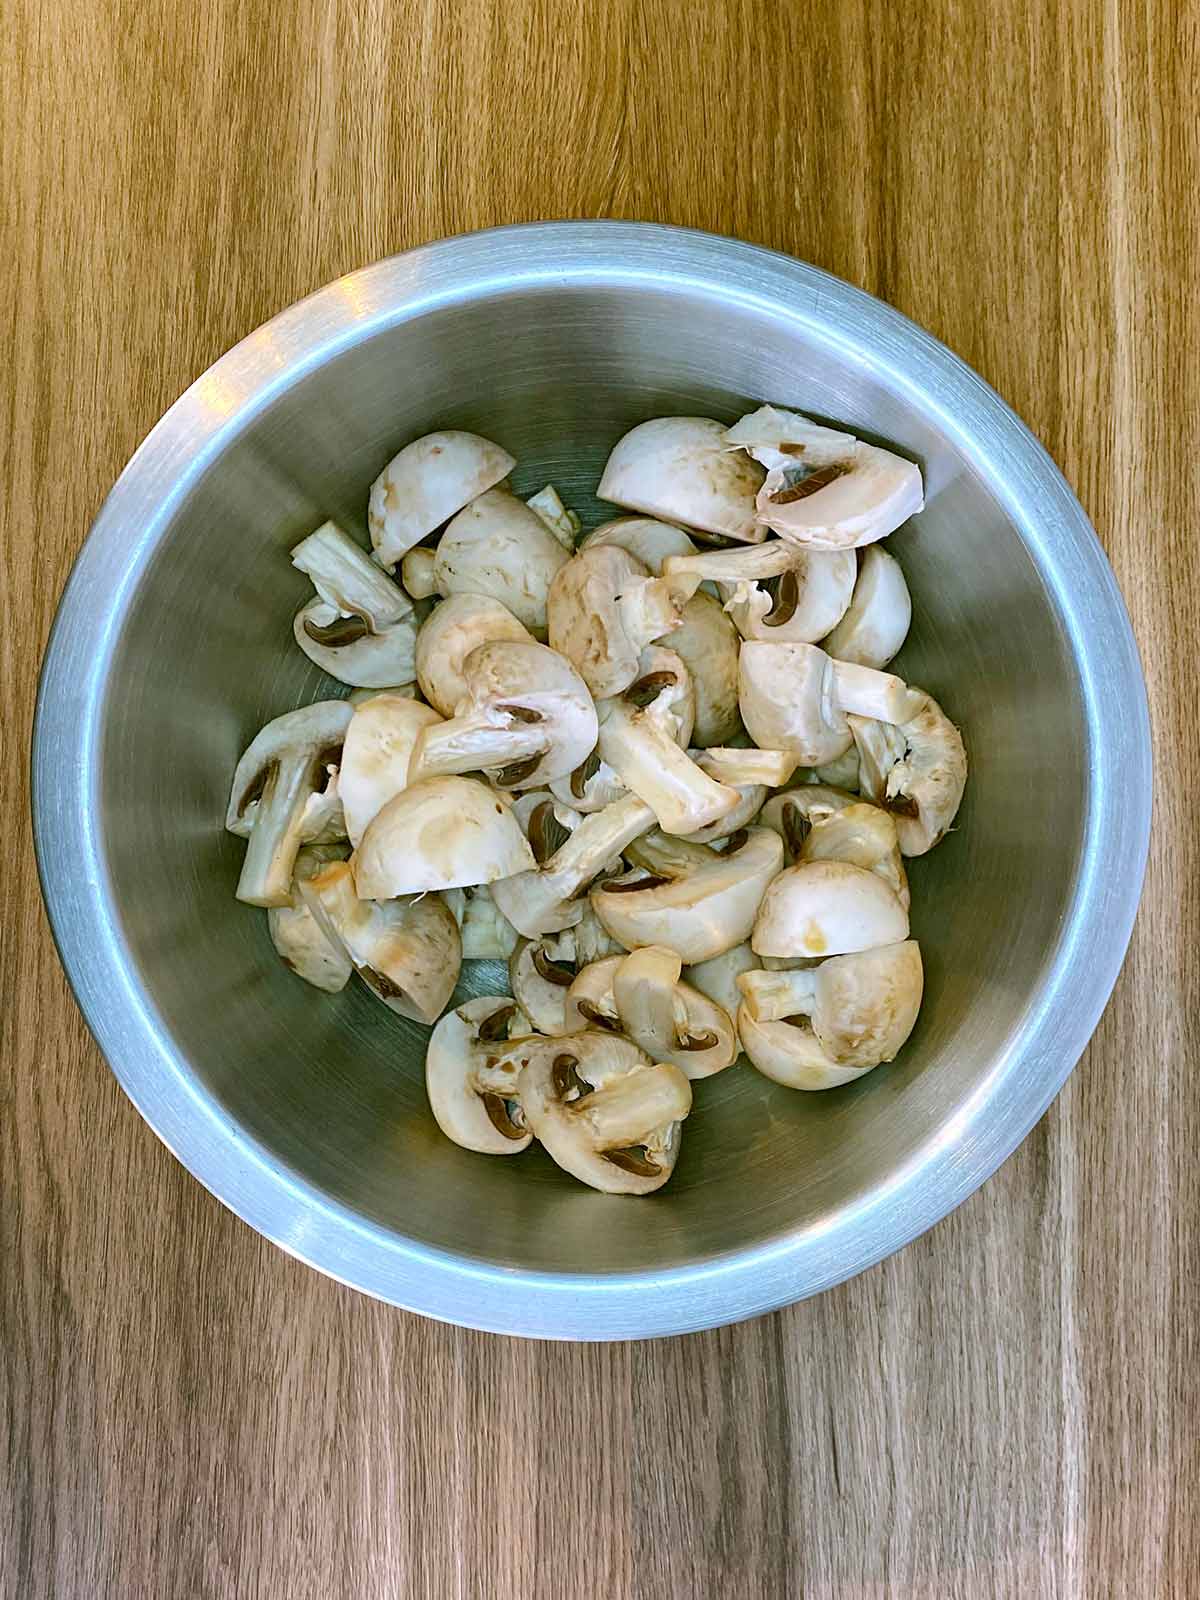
[547,544,686,699]
[433,487,569,636]
[591,826,784,963]
[425,998,534,1155]
[399,546,439,601]
[752,859,909,959]
[299,860,461,1023]
[226,700,354,907]
[414,593,534,717]
[660,590,743,747]
[738,641,852,766]
[443,883,520,959]
[663,541,856,644]
[579,515,699,572]
[598,416,767,543]
[508,904,623,1036]
[291,522,418,689]
[516,1032,693,1194]
[685,942,761,1033]
[725,405,924,549]
[339,692,443,848]
[736,940,923,1089]
[565,948,737,1078]
[695,745,800,790]
[681,768,767,844]
[848,690,968,856]
[368,430,515,569]
[796,801,910,910]
[267,843,354,993]
[526,484,581,550]
[822,544,912,668]
[759,784,857,859]
[409,639,598,791]
[354,775,535,898]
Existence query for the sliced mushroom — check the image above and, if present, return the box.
[695,746,800,789]
[663,541,856,644]
[822,545,912,667]
[525,484,581,550]
[516,1032,693,1194]
[565,949,737,1079]
[685,942,760,1034]
[368,430,515,568]
[725,405,924,549]
[409,640,598,791]
[226,700,354,907]
[399,546,439,601]
[290,521,418,689]
[267,844,354,993]
[738,641,852,765]
[433,487,569,636]
[425,997,533,1154]
[660,591,743,747]
[547,545,686,699]
[490,793,656,938]
[445,883,520,959]
[339,692,443,848]
[355,776,535,898]
[847,692,968,856]
[299,860,461,1023]
[598,417,766,543]
[414,593,534,717]
[752,860,909,959]
[591,826,784,963]
[509,932,578,1035]
[737,940,923,1087]
[579,516,699,572]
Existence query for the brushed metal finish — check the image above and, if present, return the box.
[32,223,1151,1340]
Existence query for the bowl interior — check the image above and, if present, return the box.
[95,274,1086,1277]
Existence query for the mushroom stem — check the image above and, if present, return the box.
[830,660,923,724]
[576,1063,693,1147]
[410,712,548,781]
[696,747,800,788]
[598,698,740,836]
[737,966,818,1022]
[612,945,684,1059]
[292,522,413,623]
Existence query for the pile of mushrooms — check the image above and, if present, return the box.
[227,407,967,1195]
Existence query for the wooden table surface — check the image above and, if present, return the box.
[3,2,1197,1595]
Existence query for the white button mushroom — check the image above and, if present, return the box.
[848,690,968,856]
[598,417,767,543]
[368,430,515,568]
[516,1032,693,1194]
[409,640,598,792]
[663,541,856,644]
[290,522,418,689]
[547,544,687,700]
[725,405,924,549]
[685,942,761,1036]
[579,515,699,572]
[433,487,569,637]
[565,948,738,1079]
[737,642,852,766]
[354,775,536,899]
[267,844,354,993]
[414,593,534,717]
[797,801,910,911]
[339,692,443,848]
[759,784,858,859]
[736,940,923,1088]
[425,997,534,1154]
[508,932,578,1035]
[525,484,581,550]
[659,590,743,747]
[399,546,440,602]
[226,700,354,907]
[299,859,462,1023]
[752,860,909,959]
[821,544,912,667]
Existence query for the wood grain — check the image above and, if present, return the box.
[2,1,1197,1595]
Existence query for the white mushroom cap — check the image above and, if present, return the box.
[598,417,767,543]
[736,1006,872,1091]
[291,521,418,689]
[685,942,760,1033]
[591,826,784,963]
[267,844,354,993]
[822,545,912,667]
[547,545,686,699]
[725,405,924,549]
[600,946,738,1078]
[410,640,598,792]
[738,642,852,765]
[696,746,800,789]
[579,516,699,572]
[433,487,569,636]
[368,431,515,568]
[752,860,909,958]
[226,700,354,907]
[525,484,581,550]
[339,693,443,848]
[660,591,743,747]
[663,542,856,644]
[299,860,461,1023]
[425,997,534,1155]
[399,546,439,601]
[799,801,910,911]
[848,692,968,856]
[414,593,534,717]
[516,1032,693,1194]
[354,776,535,898]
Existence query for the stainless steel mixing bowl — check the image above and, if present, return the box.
[33,224,1151,1339]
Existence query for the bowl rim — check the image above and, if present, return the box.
[32,221,1152,1339]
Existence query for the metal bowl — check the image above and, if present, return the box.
[33,224,1150,1339]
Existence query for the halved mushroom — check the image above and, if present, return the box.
[267,844,354,993]
[725,405,924,549]
[444,883,520,959]
[526,484,581,550]
[409,640,598,792]
[399,546,439,601]
[425,997,533,1154]
[848,690,967,856]
[290,522,419,689]
[414,593,534,717]
[738,642,852,765]
[685,942,760,1032]
[565,949,737,1078]
[752,860,909,959]
[299,860,461,1022]
[547,545,686,699]
[579,516,699,572]
[355,775,536,898]
[226,700,354,907]
[822,545,912,667]
[339,693,443,848]
[592,826,784,963]
[660,591,743,746]
[433,487,569,636]
[696,746,800,789]
[736,940,923,1088]
[490,792,656,938]
[516,1032,693,1194]
[598,417,766,543]
[663,541,856,644]
[368,430,515,568]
